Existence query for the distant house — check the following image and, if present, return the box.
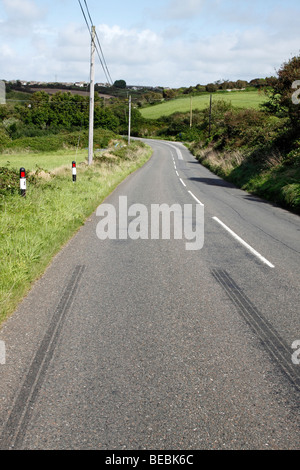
[74,82,88,88]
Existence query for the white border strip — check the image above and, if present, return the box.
[212,217,275,268]
[0,340,6,365]
[188,190,204,206]
[167,143,184,160]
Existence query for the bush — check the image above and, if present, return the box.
[0,167,37,196]
[0,128,11,150]
[1,129,117,154]
[5,135,65,152]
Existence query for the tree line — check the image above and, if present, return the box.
[0,90,146,143]
[1,55,299,150]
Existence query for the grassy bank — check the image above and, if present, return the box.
[189,143,300,213]
[0,138,152,325]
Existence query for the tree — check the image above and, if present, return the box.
[205,83,218,93]
[94,106,119,132]
[25,91,50,128]
[195,84,206,93]
[263,55,300,127]
[113,80,127,89]
[163,88,177,99]
[235,80,248,89]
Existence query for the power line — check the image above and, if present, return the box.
[83,0,113,85]
[78,0,113,86]
[78,0,90,34]
[84,1,113,86]
[83,0,93,25]
[95,30,113,86]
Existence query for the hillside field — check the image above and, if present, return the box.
[140,90,268,119]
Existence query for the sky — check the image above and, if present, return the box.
[0,0,300,88]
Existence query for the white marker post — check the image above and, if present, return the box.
[72,161,76,182]
[20,167,26,197]
[0,341,5,365]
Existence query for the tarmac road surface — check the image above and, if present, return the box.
[0,138,299,450]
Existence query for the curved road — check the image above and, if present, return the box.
[0,138,299,450]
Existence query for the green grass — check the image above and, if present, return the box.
[190,144,300,213]
[0,139,152,326]
[0,149,88,171]
[140,90,268,119]
[6,90,32,103]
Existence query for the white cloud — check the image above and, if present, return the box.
[0,0,46,39]
[164,0,206,19]
[0,44,14,59]
[2,0,45,21]
[0,0,300,87]
[93,24,286,86]
[100,25,163,66]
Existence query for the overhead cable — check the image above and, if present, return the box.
[78,0,113,86]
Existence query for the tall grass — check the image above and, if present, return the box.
[190,145,300,213]
[0,139,152,325]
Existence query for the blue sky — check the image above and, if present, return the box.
[0,0,300,87]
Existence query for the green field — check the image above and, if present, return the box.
[140,90,268,119]
[0,149,87,172]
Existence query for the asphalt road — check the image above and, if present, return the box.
[0,138,299,450]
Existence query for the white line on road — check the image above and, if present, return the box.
[212,217,275,268]
[176,170,179,176]
[167,143,184,160]
[179,178,186,187]
[0,341,5,365]
[188,190,204,206]
[0,340,6,365]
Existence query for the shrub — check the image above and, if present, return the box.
[5,135,65,152]
[0,167,37,196]
[0,128,11,150]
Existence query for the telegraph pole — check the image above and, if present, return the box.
[208,94,212,137]
[0,80,5,105]
[128,95,131,145]
[190,95,193,128]
[88,26,96,165]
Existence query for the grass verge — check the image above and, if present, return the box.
[0,139,152,326]
[189,144,300,213]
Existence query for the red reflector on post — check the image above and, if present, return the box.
[72,161,76,182]
[20,167,26,197]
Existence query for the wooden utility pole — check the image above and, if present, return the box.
[88,26,96,165]
[0,80,5,105]
[128,95,131,145]
[208,94,212,137]
[190,95,193,128]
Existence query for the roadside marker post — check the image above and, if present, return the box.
[20,167,26,197]
[72,161,76,182]
[0,340,5,365]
